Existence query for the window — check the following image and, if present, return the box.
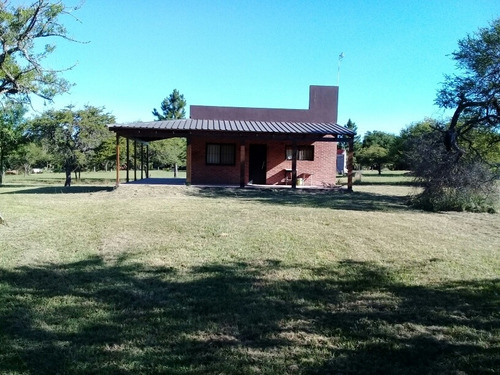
[206,143,236,165]
[285,145,314,161]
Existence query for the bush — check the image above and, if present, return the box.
[407,132,499,213]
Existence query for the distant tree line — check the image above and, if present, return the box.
[0,98,188,184]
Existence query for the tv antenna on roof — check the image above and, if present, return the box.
[337,52,344,86]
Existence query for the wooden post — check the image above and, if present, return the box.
[347,138,354,192]
[186,137,192,185]
[126,138,130,183]
[146,144,149,178]
[291,140,297,189]
[134,140,137,181]
[115,134,120,187]
[240,141,246,188]
[140,143,144,180]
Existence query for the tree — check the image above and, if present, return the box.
[0,102,26,184]
[406,129,498,212]
[343,119,362,150]
[435,18,500,159]
[390,118,436,170]
[152,89,186,120]
[28,106,115,186]
[0,0,78,105]
[406,19,500,212]
[151,89,187,175]
[356,145,390,175]
[149,138,186,170]
[357,130,396,174]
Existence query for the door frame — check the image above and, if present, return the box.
[248,144,267,184]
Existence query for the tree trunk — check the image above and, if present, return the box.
[65,166,72,187]
[174,163,178,178]
[0,147,4,186]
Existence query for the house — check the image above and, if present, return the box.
[108,85,355,189]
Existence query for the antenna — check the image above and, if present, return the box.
[337,52,344,86]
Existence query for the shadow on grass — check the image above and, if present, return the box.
[0,185,115,194]
[352,180,421,186]
[0,257,498,374]
[188,187,410,212]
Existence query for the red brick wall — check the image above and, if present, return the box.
[266,141,337,186]
[190,136,337,186]
[190,137,241,185]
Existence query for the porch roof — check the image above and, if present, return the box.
[108,119,355,142]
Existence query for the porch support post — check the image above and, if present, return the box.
[291,140,297,189]
[239,140,246,188]
[115,134,120,187]
[186,137,192,185]
[140,143,144,180]
[134,140,137,181]
[146,144,149,178]
[126,138,130,183]
[347,137,354,192]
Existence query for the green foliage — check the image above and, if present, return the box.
[149,138,186,169]
[435,18,500,157]
[362,130,396,149]
[0,1,77,104]
[151,89,187,168]
[342,118,361,149]
[406,130,499,212]
[357,130,397,173]
[9,142,47,175]
[403,19,500,212]
[27,106,116,175]
[0,102,27,184]
[391,118,436,170]
[152,89,187,120]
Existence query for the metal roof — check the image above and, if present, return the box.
[108,119,355,136]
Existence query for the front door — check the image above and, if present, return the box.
[249,144,267,184]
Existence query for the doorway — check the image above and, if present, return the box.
[249,144,267,184]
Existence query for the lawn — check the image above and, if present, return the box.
[0,173,499,374]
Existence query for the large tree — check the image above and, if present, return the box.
[435,18,500,158]
[0,0,77,104]
[28,106,115,186]
[0,102,26,184]
[357,130,396,174]
[0,0,78,186]
[406,19,500,212]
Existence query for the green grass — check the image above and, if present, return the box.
[337,169,418,186]
[0,178,499,374]
[3,169,186,185]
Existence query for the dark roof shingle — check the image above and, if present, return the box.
[108,119,355,136]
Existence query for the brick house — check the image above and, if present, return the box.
[108,85,355,189]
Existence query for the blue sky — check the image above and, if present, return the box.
[32,0,500,137]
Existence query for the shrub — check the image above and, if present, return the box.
[407,131,499,213]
